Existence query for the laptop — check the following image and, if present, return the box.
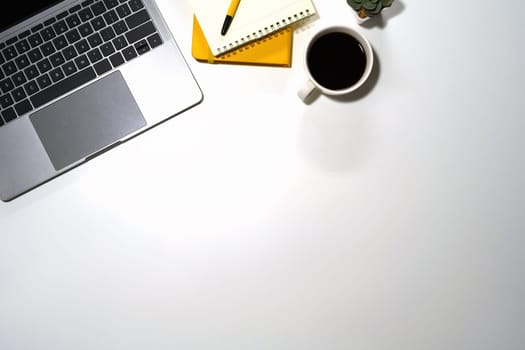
[0,0,203,202]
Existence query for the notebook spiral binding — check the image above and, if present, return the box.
[215,27,292,60]
[216,8,312,55]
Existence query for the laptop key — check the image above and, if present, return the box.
[56,11,69,20]
[6,37,17,46]
[53,35,68,50]
[91,2,107,16]
[104,10,119,25]
[28,33,44,48]
[1,107,17,122]
[24,81,39,96]
[18,30,31,39]
[12,72,27,87]
[0,78,14,94]
[53,20,69,35]
[15,39,30,54]
[87,48,103,63]
[12,87,27,102]
[134,40,149,55]
[94,59,112,75]
[0,94,14,108]
[15,54,30,70]
[100,27,116,41]
[79,8,94,22]
[14,99,32,116]
[113,20,128,35]
[103,0,120,9]
[63,62,78,76]
[62,46,78,60]
[125,21,155,44]
[129,0,144,12]
[27,48,43,63]
[121,46,137,61]
[2,46,17,60]
[36,74,52,89]
[69,4,82,14]
[100,42,115,56]
[50,67,65,82]
[41,42,56,56]
[44,18,57,27]
[31,23,44,33]
[75,55,90,69]
[147,33,162,48]
[78,23,94,37]
[87,32,103,47]
[66,14,81,29]
[50,52,66,67]
[31,66,97,108]
[37,58,52,74]
[109,52,124,67]
[112,35,128,50]
[40,26,57,41]
[24,65,40,80]
[125,9,150,30]
[75,39,91,54]
[65,29,81,44]
[116,3,131,18]
[2,61,17,75]
[91,16,106,31]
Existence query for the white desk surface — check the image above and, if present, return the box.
[2,1,525,349]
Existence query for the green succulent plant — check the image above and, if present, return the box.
[347,0,394,18]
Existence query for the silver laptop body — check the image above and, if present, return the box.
[0,0,203,202]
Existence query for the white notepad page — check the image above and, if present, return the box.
[191,0,317,56]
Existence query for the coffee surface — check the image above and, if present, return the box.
[307,32,367,90]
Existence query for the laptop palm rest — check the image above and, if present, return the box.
[30,71,146,171]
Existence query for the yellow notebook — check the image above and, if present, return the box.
[191,16,293,67]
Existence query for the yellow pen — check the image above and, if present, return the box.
[221,0,241,35]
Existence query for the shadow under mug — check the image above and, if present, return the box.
[298,25,374,102]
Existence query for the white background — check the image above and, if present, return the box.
[2,1,525,349]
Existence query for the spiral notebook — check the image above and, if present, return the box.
[191,16,293,67]
[191,0,317,56]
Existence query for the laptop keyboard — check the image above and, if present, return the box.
[0,0,163,128]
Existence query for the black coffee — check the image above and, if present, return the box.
[307,32,367,90]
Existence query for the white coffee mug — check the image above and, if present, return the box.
[298,25,374,102]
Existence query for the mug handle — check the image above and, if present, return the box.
[297,79,317,102]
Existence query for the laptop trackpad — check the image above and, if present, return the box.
[30,71,146,170]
